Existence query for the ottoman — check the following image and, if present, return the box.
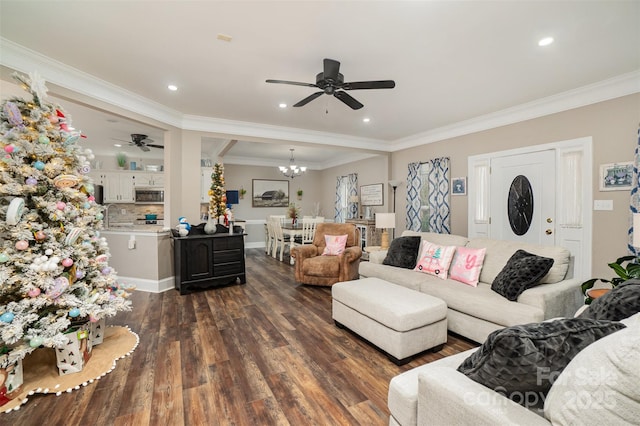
[332,277,447,365]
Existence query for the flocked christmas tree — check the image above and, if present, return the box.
[0,72,131,365]
[208,163,227,221]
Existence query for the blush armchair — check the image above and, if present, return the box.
[291,222,362,286]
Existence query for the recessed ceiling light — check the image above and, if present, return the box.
[114,143,122,147]
[363,117,371,123]
[167,84,178,91]
[217,34,233,42]
[538,37,554,47]
[279,103,287,108]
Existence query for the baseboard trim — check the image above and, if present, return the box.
[118,276,175,293]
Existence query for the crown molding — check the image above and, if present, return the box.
[0,38,184,129]
[392,69,640,151]
[181,114,389,152]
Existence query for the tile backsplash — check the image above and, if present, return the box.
[106,204,164,224]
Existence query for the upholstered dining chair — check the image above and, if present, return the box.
[290,222,362,286]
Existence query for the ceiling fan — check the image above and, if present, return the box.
[112,134,164,152]
[266,58,395,110]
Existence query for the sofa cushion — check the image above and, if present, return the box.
[544,313,640,424]
[322,234,348,255]
[467,238,571,284]
[383,236,421,269]
[491,250,554,301]
[449,246,486,287]
[414,241,456,279]
[401,230,469,248]
[457,318,626,405]
[578,279,640,322]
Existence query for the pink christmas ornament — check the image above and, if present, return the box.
[4,145,14,153]
[34,230,46,242]
[15,240,28,250]
[28,288,41,297]
[61,258,73,267]
[88,195,95,202]
[56,201,66,210]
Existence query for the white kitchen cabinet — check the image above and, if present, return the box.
[104,172,135,203]
[88,171,107,185]
[133,172,164,187]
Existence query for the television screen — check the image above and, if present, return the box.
[226,190,239,205]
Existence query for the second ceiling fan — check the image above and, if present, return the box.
[266,58,395,110]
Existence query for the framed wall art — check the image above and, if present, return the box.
[599,162,633,191]
[452,177,467,196]
[360,183,384,206]
[252,179,290,207]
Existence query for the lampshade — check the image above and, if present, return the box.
[388,180,403,189]
[349,195,359,203]
[634,213,640,248]
[376,213,396,229]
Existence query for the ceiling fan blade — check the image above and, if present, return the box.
[334,91,363,110]
[293,91,324,107]
[323,58,340,81]
[146,144,164,149]
[342,80,396,90]
[139,144,151,152]
[266,79,317,88]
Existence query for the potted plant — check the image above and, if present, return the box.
[239,187,247,199]
[297,189,303,200]
[581,255,640,304]
[116,152,127,170]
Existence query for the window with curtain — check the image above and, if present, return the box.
[335,173,358,222]
[406,158,450,233]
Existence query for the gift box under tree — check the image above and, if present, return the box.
[55,324,92,376]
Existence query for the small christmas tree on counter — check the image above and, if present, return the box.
[0,72,132,377]
[208,163,227,222]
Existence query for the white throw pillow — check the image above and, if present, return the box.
[543,313,640,424]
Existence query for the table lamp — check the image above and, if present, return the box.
[376,213,396,250]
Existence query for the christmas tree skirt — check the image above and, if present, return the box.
[2,326,139,413]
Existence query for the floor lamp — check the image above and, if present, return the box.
[388,180,403,238]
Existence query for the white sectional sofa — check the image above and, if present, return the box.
[359,231,584,344]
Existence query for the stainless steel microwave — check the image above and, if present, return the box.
[134,187,164,204]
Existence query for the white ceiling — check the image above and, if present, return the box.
[0,1,639,167]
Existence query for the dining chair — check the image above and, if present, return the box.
[266,215,286,256]
[295,217,318,246]
[271,218,292,262]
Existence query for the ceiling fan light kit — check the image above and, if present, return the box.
[266,58,395,110]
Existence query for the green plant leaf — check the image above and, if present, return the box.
[581,278,599,295]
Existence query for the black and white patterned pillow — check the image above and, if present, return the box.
[491,249,554,301]
[457,318,626,405]
[579,280,640,321]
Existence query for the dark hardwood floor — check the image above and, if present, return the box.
[4,249,477,425]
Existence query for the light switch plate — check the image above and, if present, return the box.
[594,200,613,211]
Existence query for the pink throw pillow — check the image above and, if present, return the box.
[322,234,348,256]
[449,246,486,287]
[413,240,456,279]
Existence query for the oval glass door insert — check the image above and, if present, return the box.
[507,175,534,236]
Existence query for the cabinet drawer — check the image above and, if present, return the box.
[213,236,243,250]
[213,261,243,277]
[214,249,242,264]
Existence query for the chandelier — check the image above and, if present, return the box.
[279,148,307,179]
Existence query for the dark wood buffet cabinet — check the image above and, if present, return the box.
[173,231,246,295]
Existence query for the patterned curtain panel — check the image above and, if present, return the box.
[427,157,451,234]
[335,176,345,223]
[347,173,358,220]
[406,162,422,231]
[629,128,639,255]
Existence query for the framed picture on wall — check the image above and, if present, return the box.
[452,177,467,195]
[252,179,290,207]
[360,183,384,206]
[599,162,633,191]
